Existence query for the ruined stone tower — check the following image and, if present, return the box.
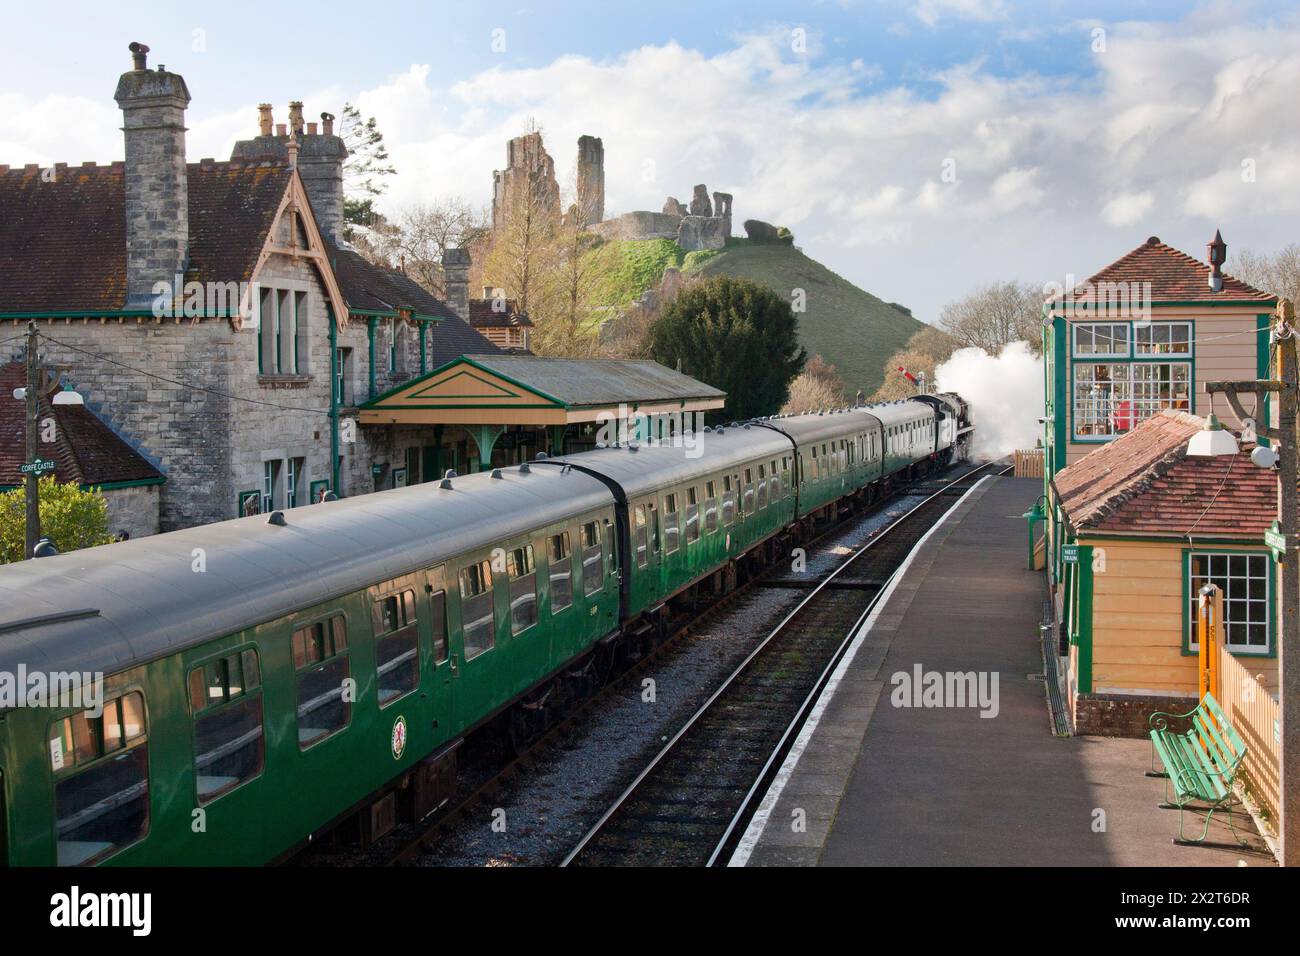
[491,132,561,233]
[575,135,605,227]
[114,42,190,306]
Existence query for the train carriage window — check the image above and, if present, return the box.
[292,616,351,747]
[549,533,573,612]
[756,465,768,509]
[634,506,649,567]
[685,487,700,543]
[507,544,539,634]
[430,589,449,663]
[372,587,420,706]
[742,469,755,513]
[188,649,265,803]
[663,495,681,554]
[809,448,819,480]
[704,481,719,533]
[50,691,149,866]
[581,522,604,594]
[460,560,496,659]
[721,477,736,526]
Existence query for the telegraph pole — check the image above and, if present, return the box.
[24,321,40,559]
[1206,297,1299,866]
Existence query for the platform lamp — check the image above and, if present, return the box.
[1197,297,1297,866]
[1021,495,1047,570]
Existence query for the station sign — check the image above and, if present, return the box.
[19,458,55,476]
[1061,544,1079,565]
[1265,520,1287,562]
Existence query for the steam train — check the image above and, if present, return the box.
[0,393,971,865]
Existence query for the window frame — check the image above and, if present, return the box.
[506,542,539,635]
[188,647,265,804]
[1184,549,1274,657]
[371,582,421,708]
[548,532,574,613]
[459,559,497,660]
[291,613,352,749]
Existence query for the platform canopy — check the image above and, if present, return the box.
[358,354,726,427]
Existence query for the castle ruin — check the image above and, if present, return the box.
[489,130,734,252]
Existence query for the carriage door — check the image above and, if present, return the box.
[634,498,660,605]
[425,565,456,739]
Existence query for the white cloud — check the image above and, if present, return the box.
[912,0,1010,28]
[4,12,1300,325]
[1101,190,1155,226]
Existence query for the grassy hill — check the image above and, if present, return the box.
[584,237,922,395]
[690,242,923,395]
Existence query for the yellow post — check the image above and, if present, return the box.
[1198,583,1222,700]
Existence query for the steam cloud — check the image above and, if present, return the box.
[934,342,1044,461]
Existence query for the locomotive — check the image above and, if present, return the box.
[0,393,971,865]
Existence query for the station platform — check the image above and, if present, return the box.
[732,474,1272,867]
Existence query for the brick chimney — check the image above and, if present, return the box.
[443,248,471,320]
[114,42,191,307]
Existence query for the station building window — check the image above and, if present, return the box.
[50,690,149,866]
[507,544,539,634]
[188,649,264,803]
[459,560,496,659]
[292,615,351,748]
[581,522,604,593]
[372,587,419,705]
[1187,552,1272,655]
[549,533,573,612]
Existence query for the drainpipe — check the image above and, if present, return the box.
[328,305,341,496]
[418,318,428,374]
[367,316,378,401]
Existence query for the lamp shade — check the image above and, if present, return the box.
[1186,413,1240,457]
[51,391,84,406]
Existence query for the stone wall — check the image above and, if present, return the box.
[104,484,161,539]
[589,211,683,242]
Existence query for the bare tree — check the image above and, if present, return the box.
[938,280,1042,354]
[873,325,961,401]
[1232,244,1300,307]
[482,160,559,316]
[533,209,602,357]
[387,200,489,297]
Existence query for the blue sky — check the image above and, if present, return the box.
[4,1,1300,325]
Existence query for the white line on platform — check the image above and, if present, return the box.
[727,475,992,867]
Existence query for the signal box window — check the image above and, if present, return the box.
[581,522,604,594]
[292,616,351,748]
[372,588,419,706]
[188,649,264,803]
[663,495,681,554]
[460,560,496,659]
[50,691,149,866]
[508,544,539,634]
[685,487,700,543]
[549,533,573,612]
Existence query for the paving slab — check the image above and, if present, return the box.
[733,475,1273,867]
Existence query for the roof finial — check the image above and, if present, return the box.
[1208,228,1227,292]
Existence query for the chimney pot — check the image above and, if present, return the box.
[257,103,273,137]
[128,41,149,71]
[276,123,287,137]
[307,122,318,135]
[288,101,305,135]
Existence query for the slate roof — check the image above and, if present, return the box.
[0,362,164,488]
[1049,236,1275,307]
[326,244,501,366]
[460,355,726,408]
[468,297,533,328]
[0,161,292,314]
[1053,409,1275,538]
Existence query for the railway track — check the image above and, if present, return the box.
[296,458,990,867]
[561,459,1010,867]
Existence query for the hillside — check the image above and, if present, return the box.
[585,238,923,395]
[690,243,923,395]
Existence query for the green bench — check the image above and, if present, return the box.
[1148,693,1249,845]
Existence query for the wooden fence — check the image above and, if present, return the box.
[1013,448,1044,479]
[1217,646,1281,831]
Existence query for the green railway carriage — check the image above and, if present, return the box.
[0,399,971,867]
